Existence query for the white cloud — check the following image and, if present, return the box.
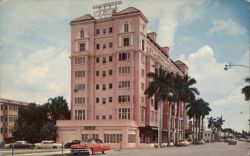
[122,1,187,47]
[209,18,247,36]
[181,45,248,131]
[0,47,70,104]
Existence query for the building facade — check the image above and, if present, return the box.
[57,7,188,148]
[0,98,29,141]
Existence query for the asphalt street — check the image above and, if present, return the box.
[1,141,249,156]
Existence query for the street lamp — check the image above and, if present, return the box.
[224,63,250,131]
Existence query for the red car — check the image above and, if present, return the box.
[71,139,110,155]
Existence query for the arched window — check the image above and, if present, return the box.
[124,23,129,32]
[80,30,84,38]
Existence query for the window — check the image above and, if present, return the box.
[109,83,113,89]
[109,97,112,103]
[103,28,106,34]
[109,70,112,75]
[96,29,100,35]
[102,57,106,64]
[75,57,85,64]
[141,54,145,64]
[96,44,100,49]
[123,37,129,46]
[141,69,145,77]
[141,106,145,121]
[102,84,106,90]
[119,52,130,61]
[104,134,122,143]
[82,134,99,140]
[118,95,130,103]
[118,66,130,75]
[102,71,106,77]
[80,43,85,51]
[75,110,85,120]
[80,30,84,38]
[96,84,99,90]
[109,56,113,62]
[128,134,136,143]
[103,44,106,49]
[109,115,112,119]
[109,27,112,33]
[75,71,85,78]
[102,115,106,120]
[96,71,100,76]
[75,84,86,92]
[96,98,100,103]
[141,82,144,90]
[119,108,130,119]
[102,98,106,104]
[150,111,154,122]
[96,57,100,63]
[96,115,99,120]
[142,39,145,51]
[118,81,130,89]
[124,23,129,32]
[75,97,85,104]
[109,42,113,48]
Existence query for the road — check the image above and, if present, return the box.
[1,142,249,156]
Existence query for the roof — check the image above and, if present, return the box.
[71,14,95,23]
[114,7,148,22]
[115,7,140,15]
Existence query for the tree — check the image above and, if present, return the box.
[174,75,199,144]
[12,103,48,143]
[144,67,175,148]
[242,77,250,101]
[12,96,70,143]
[207,116,225,142]
[40,122,56,140]
[200,100,211,139]
[44,96,70,122]
[207,117,216,142]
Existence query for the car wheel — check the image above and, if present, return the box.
[102,150,105,154]
[53,146,57,149]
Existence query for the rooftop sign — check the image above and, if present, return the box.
[93,1,122,19]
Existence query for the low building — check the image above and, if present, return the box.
[0,98,29,141]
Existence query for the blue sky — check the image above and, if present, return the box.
[0,0,249,132]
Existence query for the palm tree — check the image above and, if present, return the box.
[242,77,250,101]
[44,96,70,122]
[214,116,225,141]
[144,67,174,148]
[186,99,200,142]
[200,100,211,140]
[207,117,216,142]
[174,75,199,144]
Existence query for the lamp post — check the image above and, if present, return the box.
[224,63,250,131]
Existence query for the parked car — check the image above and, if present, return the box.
[177,140,191,146]
[239,138,246,141]
[71,139,110,155]
[246,138,250,142]
[64,140,81,148]
[9,141,33,149]
[228,138,237,145]
[34,140,62,149]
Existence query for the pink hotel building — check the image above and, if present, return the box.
[57,7,188,148]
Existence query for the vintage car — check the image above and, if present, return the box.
[64,140,81,148]
[9,141,34,149]
[228,138,237,145]
[34,140,62,149]
[70,139,110,155]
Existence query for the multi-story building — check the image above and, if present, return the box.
[0,98,29,141]
[57,6,188,148]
